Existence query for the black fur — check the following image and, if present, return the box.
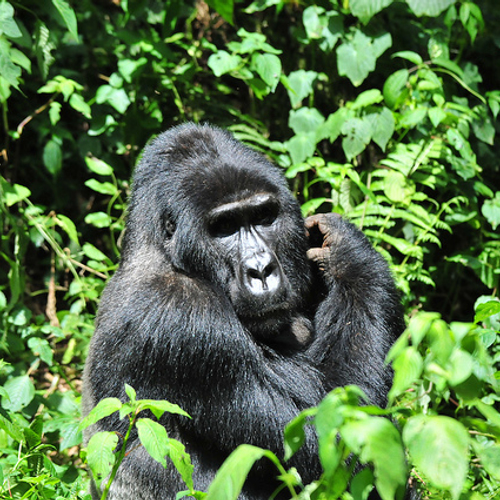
[82,123,404,499]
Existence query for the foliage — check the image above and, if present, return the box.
[0,0,499,498]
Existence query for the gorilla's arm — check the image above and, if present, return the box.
[305,213,404,406]
[84,266,324,481]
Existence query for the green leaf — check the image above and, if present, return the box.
[350,0,394,24]
[474,442,500,480]
[252,53,281,91]
[85,211,113,228]
[388,346,423,401]
[481,192,500,230]
[286,134,317,164]
[406,0,455,17]
[351,89,383,110]
[367,107,395,152]
[383,170,415,204]
[168,439,195,491]
[383,69,409,109]
[341,117,372,160]
[56,214,79,244]
[137,418,170,468]
[403,415,469,499]
[87,431,118,486]
[85,179,117,196]
[80,397,122,430]
[27,337,54,366]
[337,30,390,87]
[392,50,423,65]
[428,107,447,128]
[137,400,191,421]
[85,156,114,176]
[289,107,324,135]
[0,178,31,206]
[207,51,242,77]
[51,0,78,41]
[69,93,91,118]
[205,445,276,500]
[43,139,63,175]
[286,70,318,108]
[284,408,316,461]
[341,417,407,500]
[96,85,130,114]
[0,1,22,38]
[1,375,36,412]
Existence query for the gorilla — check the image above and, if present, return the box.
[82,123,404,499]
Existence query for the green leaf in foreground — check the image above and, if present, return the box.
[205,445,279,500]
[403,415,469,500]
[341,417,407,500]
[87,431,118,487]
[136,418,170,468]
[79,397,122,430]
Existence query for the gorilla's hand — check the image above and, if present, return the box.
[304,213,342,271]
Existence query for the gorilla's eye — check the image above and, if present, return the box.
[252,203,278,227]
[209,214,240,237]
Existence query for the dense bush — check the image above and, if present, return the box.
[0,0,499,498]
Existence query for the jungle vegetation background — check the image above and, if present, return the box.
[0,0,499,498]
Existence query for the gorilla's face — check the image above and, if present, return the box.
[205,191,294,334]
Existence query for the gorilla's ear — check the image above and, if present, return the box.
[163,212,176,239]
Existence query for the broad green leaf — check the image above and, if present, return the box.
[168,438,195,491]
[87,431,118,486]
[205,445,276,500]
[481,192,500,230]
[137,418,170,468]
[27,337,53,366]
[337,30,389,87]
[341,417,407,500]
[85,211,113,228]
[367,107,395,152]
[69,93,91,118]
[252,53,281,91]
[1,375,36,412]
[350,0,394,24]
[207,51,242,77]
[341,117,372,160]
[403,415,469,499]
[138,400,191,421]
[79,397,122,430]
[473,443,500,480]
[43,139,62,175]
[0,178,31,206]
[475,299,500,323]
[96,85,130,114]
[319,107,354,143]
[0,44,22,89]
[288,107,324,135]
[383,69,409,109]
[51,0,78,40]
[351,89,383,110]
[284,408,316,461]
[303,6,327,39]
[286,133,317,164]
[85,156,114,176]
[82,243,110,262]
[85,179,117,196]
[406,0,455,17]
[388,346,423,401]
[286,70,318,108]
[428,107,447,128]
[0,1,22,38]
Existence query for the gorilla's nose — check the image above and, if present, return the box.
[243,252,282,296]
